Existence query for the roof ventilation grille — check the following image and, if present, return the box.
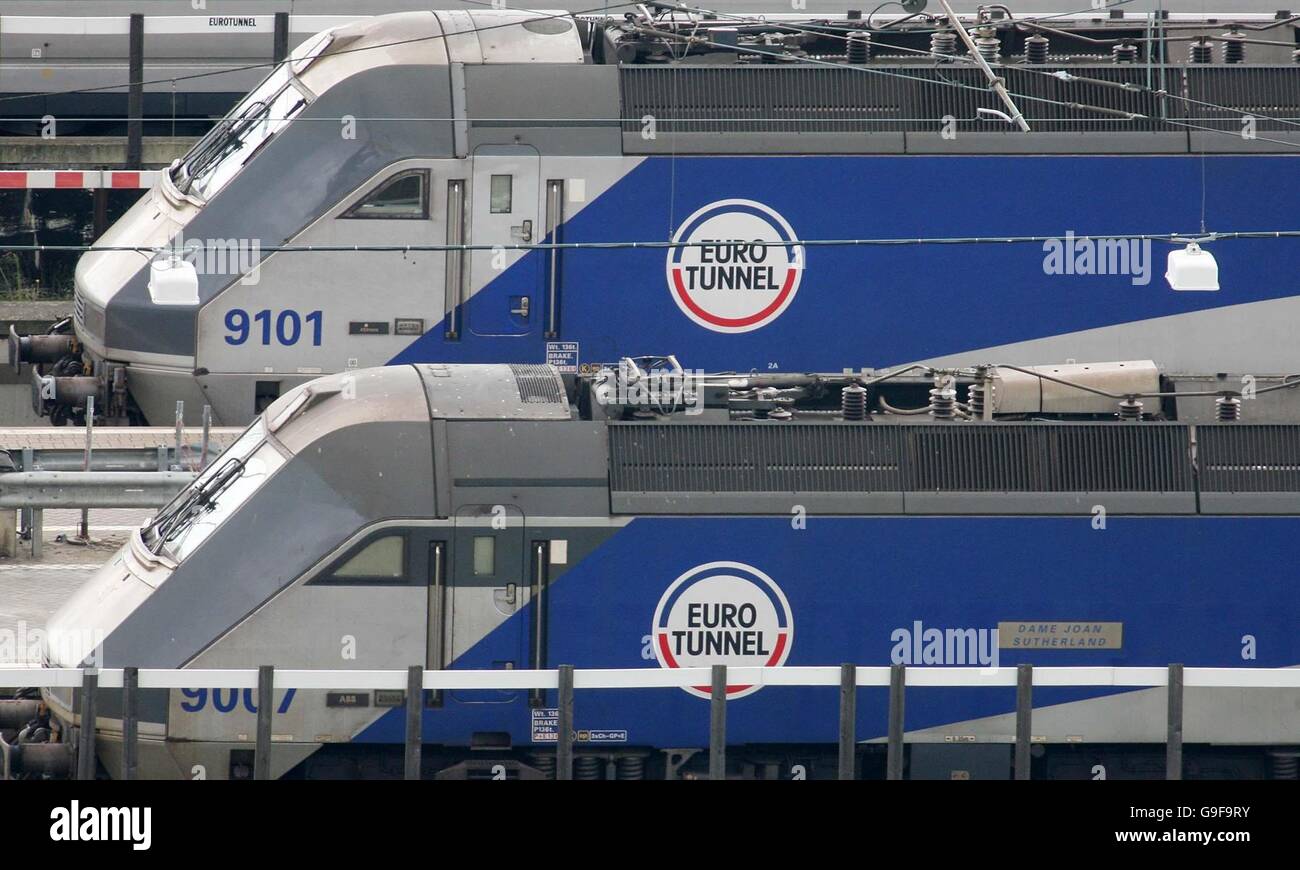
[510,364,565,404]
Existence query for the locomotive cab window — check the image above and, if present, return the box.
[326,533,408,582]
[489,175,512,214]
[473,536,495,576]
[343,170,430,219]
[141,418,285,563]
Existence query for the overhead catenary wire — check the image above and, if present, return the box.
[646,33,1300,147]
[621,4,1300,240]
[1017,17,1300,48]
[0,0,1047,107]
[5,229,1300,255]
[641,1,1300,135]
[2,1,1296,149]
[0,115,1242,124]
[1040,69,1300,131]
[7,96,1295,135]
[0,0,1270,132]
[647,0,1145,36]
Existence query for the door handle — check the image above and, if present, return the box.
[510,297,530,319]
[511,219,533,242]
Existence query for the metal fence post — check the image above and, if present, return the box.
[93,187,109,239]
[127,14,143,170]
[30,507,42,558]
[404,666,423,780]
[556,665,574,781]
[887,663,905,780]
[1015,664,1033,781]
[173,401,184,469]
[1166,663,1184,781]
[273,12,290,64]
[121,667,138,781]
[79,396,93,541]
[20,447,33,540]
[709,664,726,780]
[254,665,274,780]
[200,405,212,469]
[838,663,856,780]
[76,669,98,780]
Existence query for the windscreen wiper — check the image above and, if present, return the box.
[142,457,246,555]
[175,100,268,194]
[173,118,234,192]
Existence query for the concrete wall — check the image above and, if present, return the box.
[0,136,195,168]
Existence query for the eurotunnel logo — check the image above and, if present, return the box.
[652,561,793,699]
[666,199,806,333]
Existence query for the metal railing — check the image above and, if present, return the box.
[4,664,1297,781]
[0,401,236,556]
[0,472,195,509]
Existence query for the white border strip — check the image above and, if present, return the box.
[7,666,1299,691]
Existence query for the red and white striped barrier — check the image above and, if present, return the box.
[0,170,159,190]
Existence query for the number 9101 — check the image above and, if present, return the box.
[225,308,323,346]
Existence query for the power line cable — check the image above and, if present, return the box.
[5,229,1300,255]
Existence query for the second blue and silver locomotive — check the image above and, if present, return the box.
[21,358,1300,779]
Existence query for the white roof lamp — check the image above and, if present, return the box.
[147,250,199,306]
[1165,241,1219,292]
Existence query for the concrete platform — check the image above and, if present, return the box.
[0,508,145,667]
